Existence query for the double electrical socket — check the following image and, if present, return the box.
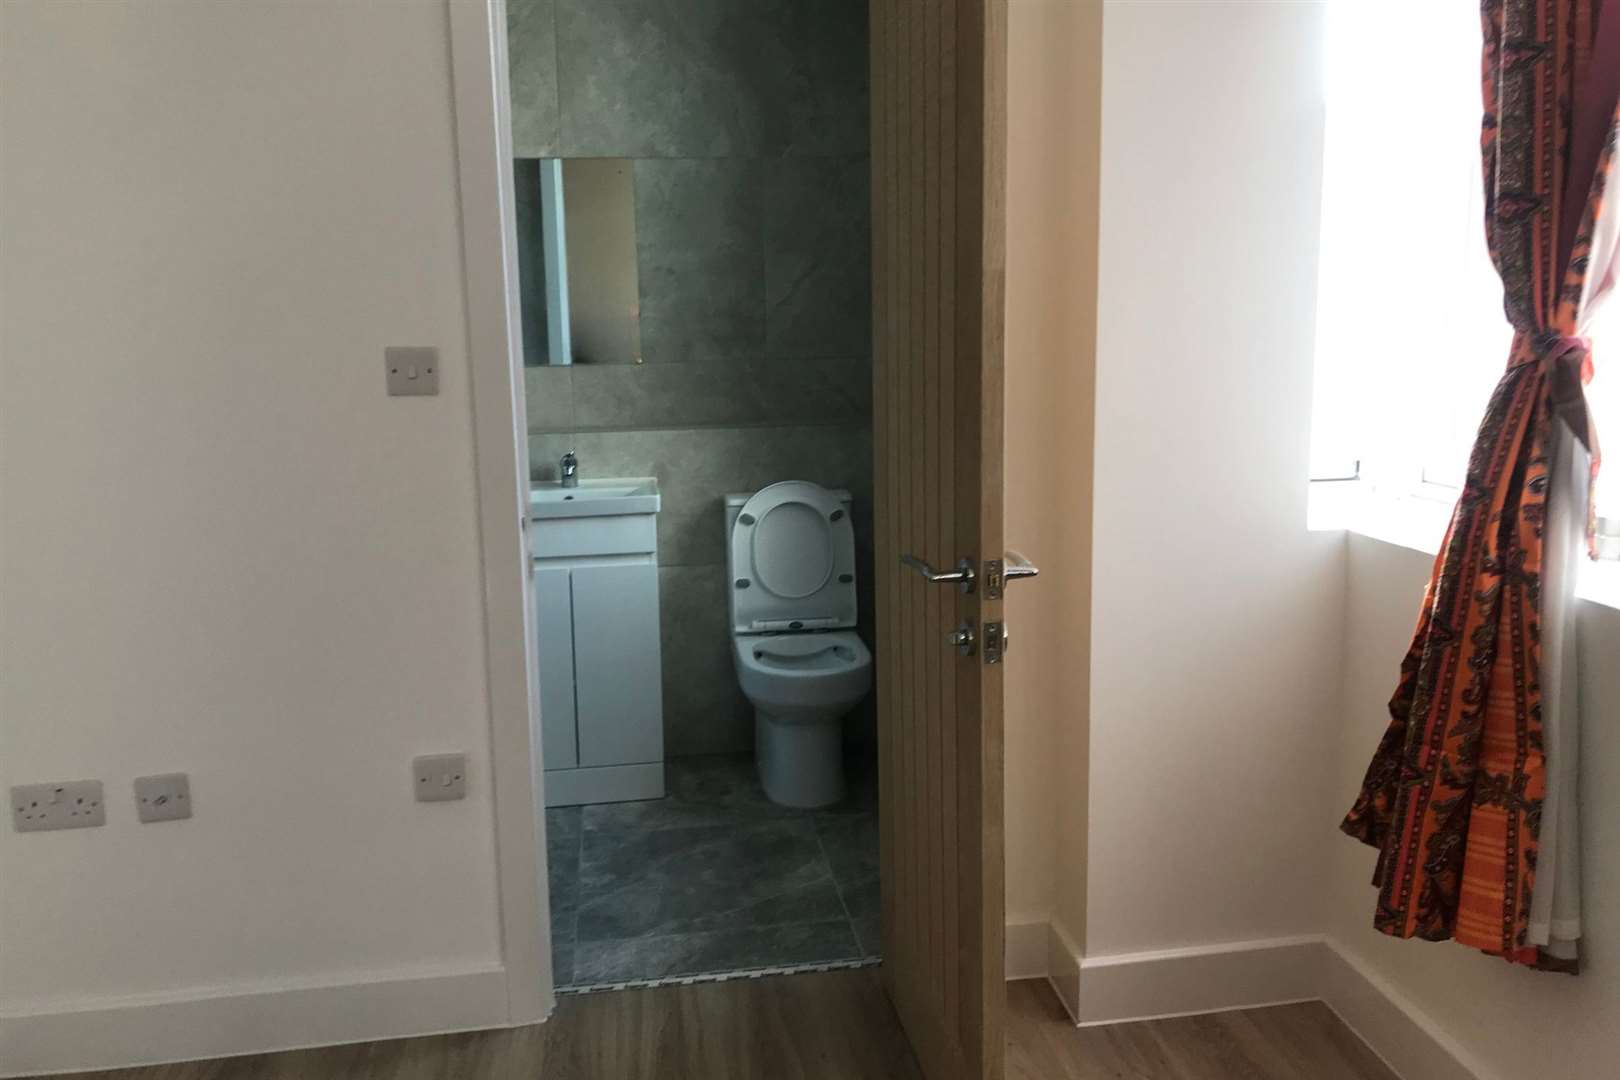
[10,780,105,832]
[10,774,192,832]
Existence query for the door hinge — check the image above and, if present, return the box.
[983,621,1006,664]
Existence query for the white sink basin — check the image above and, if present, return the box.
[529,477,660,520]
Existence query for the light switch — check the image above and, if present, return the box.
[413,754,467,802]
[385,346,440,397]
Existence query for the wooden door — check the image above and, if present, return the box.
[871,1,1006,1078]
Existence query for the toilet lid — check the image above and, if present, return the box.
[729,481,858,633]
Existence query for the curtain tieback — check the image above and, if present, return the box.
[1507,330,1592,376]
[1507,330,1601,480]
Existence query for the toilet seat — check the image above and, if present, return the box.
[729,481,857,634]
[732,631,872,716]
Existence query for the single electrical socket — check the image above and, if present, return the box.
[10,780,106,833]
[134,773,192,823]
[413,754,467,802]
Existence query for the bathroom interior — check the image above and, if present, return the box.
[506,0,879,991]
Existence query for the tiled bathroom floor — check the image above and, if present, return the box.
[546,753,880,990]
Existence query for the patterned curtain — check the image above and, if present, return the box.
[1340,0,1620,972]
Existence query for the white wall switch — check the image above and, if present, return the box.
[413,754,467,802]
[134,773,192,823]
[385,345,440,396]
[10,780,105,833]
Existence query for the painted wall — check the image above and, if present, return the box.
[507,0,874,756]
[1003,0,1101,938]
[1329,535,1620,1080]
[0,0,502,1013]
[1084,0,1343,955]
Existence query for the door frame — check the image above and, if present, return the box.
[447,0,555,1026]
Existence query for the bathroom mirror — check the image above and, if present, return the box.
[514,157,643,366]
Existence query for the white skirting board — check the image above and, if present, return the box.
[6,927,1485,1078]
[1013,924,1482,1080]
[0,963,510,1078]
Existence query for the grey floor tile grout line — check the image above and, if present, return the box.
[811,817,862,953]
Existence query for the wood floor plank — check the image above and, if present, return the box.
[37,973,1400,1080]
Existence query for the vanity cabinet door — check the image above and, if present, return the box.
[570,563,663,768]
[532,565,578,770]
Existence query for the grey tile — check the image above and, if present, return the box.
[582,755,768,832]
[507,0,561,157]
[555,0,770,158]
[816,813,880,959]
[634,159,764,364]
[566,359,868,433]
[659,566,751,756]
[570,362,754,432]
[552,936,577,987]
[851,913,882,960]
[815,813,878,889]
[575,818,830,941]
[761,0,869,157]
[572,919,860,985]
[547,805,583,941]
[764,156,872,360]
[746,358,872,426]
[524,366,574,432]
[583,754,872,832]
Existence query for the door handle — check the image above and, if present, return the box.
[899,553,976,593]
[1003,550,1039,586]
[984,551,1040,599]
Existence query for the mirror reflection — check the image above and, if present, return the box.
[514,157,643,365]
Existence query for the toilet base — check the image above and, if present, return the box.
[755,710,845,809]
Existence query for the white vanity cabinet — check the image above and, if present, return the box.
[529,480,664,806]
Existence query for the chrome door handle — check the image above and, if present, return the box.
[1003,550,1039,585]
[983,551,1040,599]
[900,553,976,593]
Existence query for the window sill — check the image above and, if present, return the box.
[1308,480,1620,611]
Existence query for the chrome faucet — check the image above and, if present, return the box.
[559,449,579,488]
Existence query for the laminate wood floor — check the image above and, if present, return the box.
[41,972,1398,1080]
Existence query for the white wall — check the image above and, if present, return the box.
[1329,535,1620,1080]
[1085,0,1342,955]
[0,0,504,1022]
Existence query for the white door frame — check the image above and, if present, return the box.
[447,0,553,1025]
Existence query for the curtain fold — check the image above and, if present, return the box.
[1340,0,1620,972]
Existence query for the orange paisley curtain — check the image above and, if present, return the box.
[1340,0,1620,972]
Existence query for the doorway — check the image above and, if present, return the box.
[504,0,881,994]
[454,0,1009,1075]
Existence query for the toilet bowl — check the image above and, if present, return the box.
[726,482,873,808]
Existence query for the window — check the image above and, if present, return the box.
[1311,0,1620,515]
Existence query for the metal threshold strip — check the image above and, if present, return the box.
[557,956,882,996]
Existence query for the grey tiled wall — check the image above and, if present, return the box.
[509,0,873,757]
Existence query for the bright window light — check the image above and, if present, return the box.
[1310,0,1619,514]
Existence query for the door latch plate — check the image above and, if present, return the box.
[983,621,1006,664]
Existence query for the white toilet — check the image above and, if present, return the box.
[725,481,873,808]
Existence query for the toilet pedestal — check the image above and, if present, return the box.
[755,711,845,809]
